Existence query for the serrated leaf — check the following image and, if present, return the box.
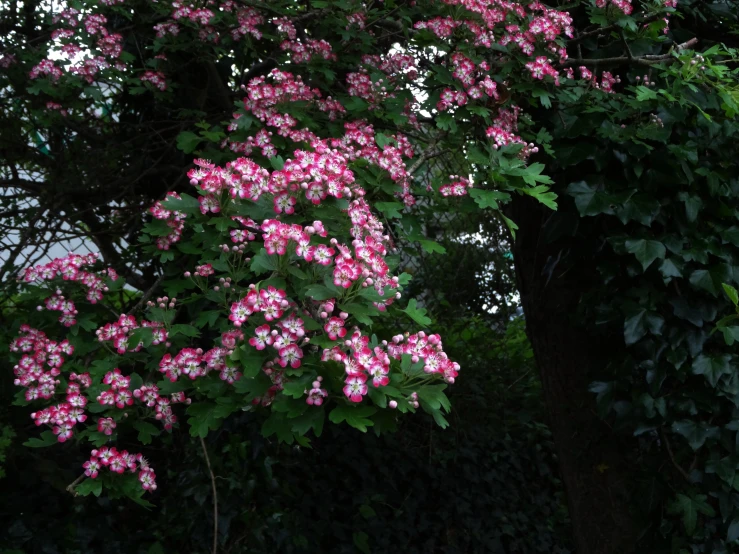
[329,404,376,432]
[403,299,432,327]
[176,131,202,154]
[162,193,200,215]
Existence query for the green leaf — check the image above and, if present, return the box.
[418,240,446,254]
[328,404,377,432]
[250,249,278,275]
[133,421,160,445]
[623,307,664,345]
[186,402,226,438]
[375,202,404,219]
[170,324,201,338]
[724,283,739,307]
[672,420,720,450]
[417,384,451,412]
[670,493,715,536]
[75,478,103,497]
[625,239,666,271]
[692,354,732,387]
[469,188,509,210]
[728,518,739,542]
[403,299,432,327]
[176,131,202,154]
[23,430,57,448]
[269,155,285,170]
[689,265,734,297]
[162,193,200,215]
[522,185,558,210]
[353,531,371,554]
[304,284,335,301]
[567,181,615,217]
[128,327,154,348]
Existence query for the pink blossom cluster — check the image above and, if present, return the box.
[140,70,168,91]
[525,56,560,84]
[564,67,621,93]
[11,325,77,402]
[97,368,134,409]
[96,314,168,354]
[414,16,462,38]
[171,3,215,25]
[83,448,157,491]
[18,253,115,309]
[231,7,264,40]
[485,106,538,156]
[245,313,306,369]
[29,59,63,82]
[149,191,187,249]
[229,284,291,327]
[437,67,501,112]
[387,331,460,383]
[596,0,633,14]
[440,176,472,197]
[154,21,180,37]
[160,345,241,384]
[280,38,336,63]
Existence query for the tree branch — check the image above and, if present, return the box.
[561,38,698,68]
[200,437,219,554]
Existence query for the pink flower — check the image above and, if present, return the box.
[97,417,117,436]
[343,374,368,403]
[249,325,273,350]
[278,344,303,369]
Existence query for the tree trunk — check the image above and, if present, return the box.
[510,196,637,554]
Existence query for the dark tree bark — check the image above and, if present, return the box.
[509,196,637,554]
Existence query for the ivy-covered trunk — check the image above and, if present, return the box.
[510,197,636,554]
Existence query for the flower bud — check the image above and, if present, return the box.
[389,400,398,409]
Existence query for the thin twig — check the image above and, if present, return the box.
[200,436,219,554]
[127,272,165,315]
[561,38,699,68]
[660,428,692,483]
[66,473,86,496]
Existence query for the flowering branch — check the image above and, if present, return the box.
[561,38,699,68]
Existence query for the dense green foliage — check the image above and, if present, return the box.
[530,22,739,553]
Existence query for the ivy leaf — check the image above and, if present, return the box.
[328,404,377,432]
[623,307,664,345]
[692,354,732,387]
[672,419,720,450]
[403,299,432,327]
[670,493,715,536]
[689,265,734,297]
[625,239,666,271]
